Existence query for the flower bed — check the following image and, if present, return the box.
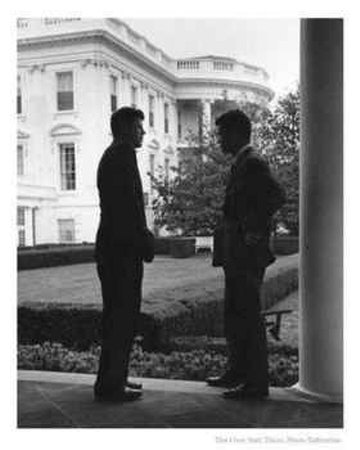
[18,341,299,387]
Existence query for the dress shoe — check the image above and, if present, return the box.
[126,380,142,390]
[222,385,269,400]
[206,372,244,388]
[94,386,143,403]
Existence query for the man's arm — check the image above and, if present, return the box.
[237,156,286,242]
[99,158,154,258]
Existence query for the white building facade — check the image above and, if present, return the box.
[17,18,274,246]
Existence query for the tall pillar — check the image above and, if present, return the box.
[298,19,343,402]
[200,99,212,143]
[32,207,37,246]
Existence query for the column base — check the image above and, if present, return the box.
[289,382,343,404]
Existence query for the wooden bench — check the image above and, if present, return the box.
[195,236,214,253]
[262,309,293,341]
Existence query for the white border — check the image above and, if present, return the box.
[2,1,358,449]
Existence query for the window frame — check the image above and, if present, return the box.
[57,218,76,244]
[56,71,74,112]
[59,142,77,191]
[17,206,26,247]
[110,74,118,112]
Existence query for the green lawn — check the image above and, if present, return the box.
[17,255,222,307]
[18,255,300,382]
[18,253,298,313]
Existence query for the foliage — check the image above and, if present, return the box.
[18,341,299,387]
[257,87,300,235]
[151,101,266,236]
[151,132,230,236]
[151,90,300,236]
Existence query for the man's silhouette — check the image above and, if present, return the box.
[94,107,154,402]
[207,110,285,399]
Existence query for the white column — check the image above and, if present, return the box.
[121,72,131,106]
[297,19,343,402]
[24,207,34,247]
[201,99,212,138]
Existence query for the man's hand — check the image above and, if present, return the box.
[244,231,263,247]
[143,254,154,263]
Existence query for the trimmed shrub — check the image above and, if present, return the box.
[17,236,298,270]
[18,306,102,350]
[18,306,159,351]
[148,264,298,343]
[272,236,299,255]
[154,237,172,255]
[18,258,298,350]
[17,341,299,387]
[18,244,96,271]
[170,238,196,258]
[18,238,174,271]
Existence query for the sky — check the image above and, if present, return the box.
[124,18,300,97]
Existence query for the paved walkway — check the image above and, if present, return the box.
[18,371,342,428]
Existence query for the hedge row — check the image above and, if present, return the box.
[17,239,175,271]
[17,237,298,271]
[18,341,299,387]
[18,262,297,350]
[146,261,298,343]
[18,307,158,351]
[271,236,299,256]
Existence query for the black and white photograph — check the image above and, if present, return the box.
[2,0,356,447]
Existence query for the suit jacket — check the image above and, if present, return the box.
[95,141,153,260]
[213,145,286,271]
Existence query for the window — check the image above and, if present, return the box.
[56,71,74,111]
[110,75,118,112]
[17,206,26,247]
[17,75,22,114]
[131,86,138,108]
[17,144,24,176]
[164,103,169,134]
[17,206,25,226]
[58,219,75,243]
[149,95,155,128]
[59,143,76,190]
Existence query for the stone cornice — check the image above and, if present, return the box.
[18,30,178,87]
[17,29,273,100]
[175,78,274,100]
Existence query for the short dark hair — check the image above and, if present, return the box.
[215,109,252,140]
[111,106,145,138]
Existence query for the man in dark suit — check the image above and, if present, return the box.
[207,110,285,399]
[94,107,154,402]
